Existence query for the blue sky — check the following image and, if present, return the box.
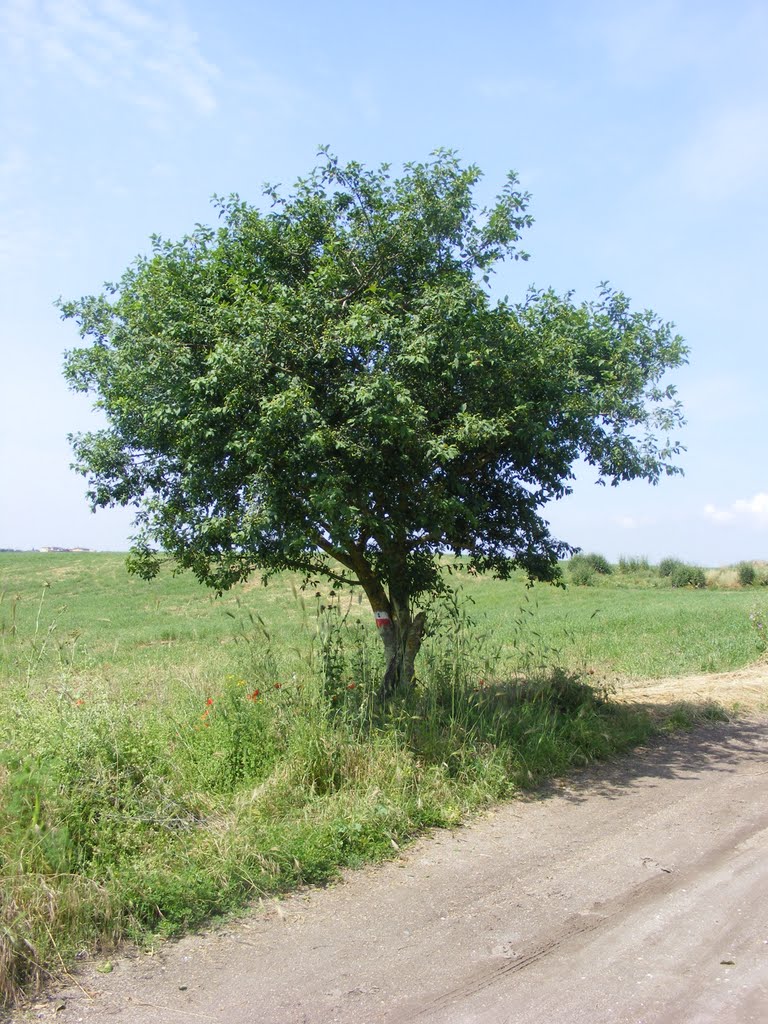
[1,0,766,565]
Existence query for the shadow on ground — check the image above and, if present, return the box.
[539,709,768,805]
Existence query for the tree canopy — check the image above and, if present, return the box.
[61,150,687,693]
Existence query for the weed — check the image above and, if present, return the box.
[658,557,683,578]
[736,561,756,587]
[749,607,767,653]
[568,553,612,585]
[660,701,729,731]
[569,560,595,587]
[618,555,650,574]
[669,563,706,589]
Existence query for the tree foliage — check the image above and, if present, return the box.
[60,150,687,692]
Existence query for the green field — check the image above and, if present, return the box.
[1,551,764,1006]
[1,551,763,685]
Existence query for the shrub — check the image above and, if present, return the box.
[670,563,706,589]
[658,557,683,578]
[583,553,613,575]
[617,555,650,574]
[736,562,756,587]
[569,561,595,586]
[568,553,612,584]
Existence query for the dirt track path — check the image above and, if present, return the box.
[18,673,768,1024]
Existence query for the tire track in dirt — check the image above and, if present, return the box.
[397,811,768,1022]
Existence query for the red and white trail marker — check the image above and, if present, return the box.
[374,611,392,629]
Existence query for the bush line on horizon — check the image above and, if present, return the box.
[566,554,768,589]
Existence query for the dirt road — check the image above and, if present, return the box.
[19,676,768,1024]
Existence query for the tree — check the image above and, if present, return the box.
[60,150,687,695]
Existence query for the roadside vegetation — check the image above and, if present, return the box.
[1,551,765,1006]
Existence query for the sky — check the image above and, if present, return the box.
[1,0,766,566]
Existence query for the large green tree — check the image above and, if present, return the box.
[61,151,687,695]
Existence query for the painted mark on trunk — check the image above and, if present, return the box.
[374,611,392,629]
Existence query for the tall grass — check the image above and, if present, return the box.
[1,575,657,1007]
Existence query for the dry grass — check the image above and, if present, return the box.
[707,561,768,590]
[0,873,120,1006]
[616,661,768,714]
[705,567,740,589]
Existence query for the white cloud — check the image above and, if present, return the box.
[0,0,219,115]
[704,493,768,527]
[703,503,736,525]
[615,515,657,530]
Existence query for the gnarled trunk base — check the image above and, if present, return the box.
[378,611,426,699]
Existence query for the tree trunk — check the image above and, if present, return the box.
[375,607,426,700]
[349,554,425,699]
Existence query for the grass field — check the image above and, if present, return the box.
[1,551,763,685]
[1,551,765,1006]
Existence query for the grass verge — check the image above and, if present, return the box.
[1,553,757,1008]
[2,599,657,1009]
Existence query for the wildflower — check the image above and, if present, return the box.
[75,698,84,706]
[478,678,486,688]
[346,682,356,690]
[206,697,214,706]
[274,682,282,689]
[247,689,260,701]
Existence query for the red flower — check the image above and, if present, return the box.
[206,697,214,706]
[346,682,357,690]
[247,689,260,701]
[274,682,282,689]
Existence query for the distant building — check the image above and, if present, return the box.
[36,546,91,553]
